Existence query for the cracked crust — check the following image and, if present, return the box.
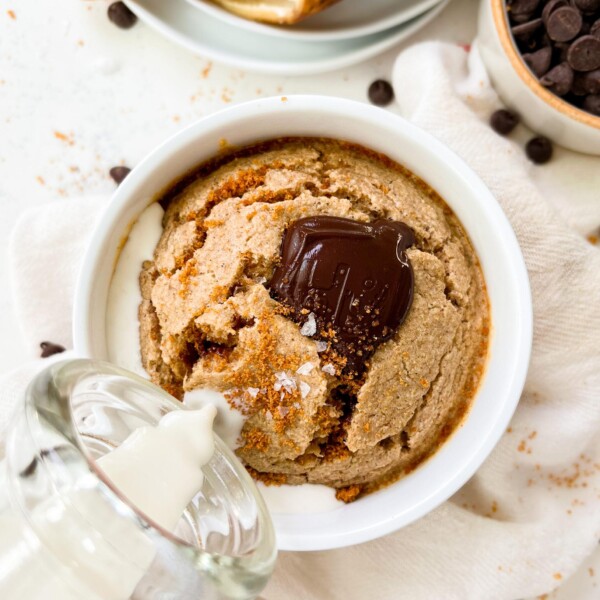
[139,138,489,496]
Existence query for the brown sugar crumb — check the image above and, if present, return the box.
[242,428,270,452]
[528,430,537,440]
[222,311,307,436]
[553,573,562,581]
[177,260,198,297]
[201,61,212,79]
[546,460,600,489]
[517,440,527,452]
[7,9,15,19]
[587,234,598,245]
[246,466,287,486]
[589,568,595,577]
[335,485,361,503]
[204,219,225,229]
[53,131,74,145]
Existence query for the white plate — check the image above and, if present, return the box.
[185,0,444,41]
[125,0,448,76]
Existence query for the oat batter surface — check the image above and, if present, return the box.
[139,138,489,498]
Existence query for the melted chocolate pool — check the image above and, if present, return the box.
[270,216,415,373]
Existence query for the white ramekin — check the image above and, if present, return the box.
[73,95,532,551]
[478,0,600,155]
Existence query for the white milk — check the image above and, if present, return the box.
[184,388,245,450]
[106,202,164,377]
[97,404,217,531]
[257,482,342,514]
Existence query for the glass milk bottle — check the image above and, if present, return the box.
[0,359,276,599]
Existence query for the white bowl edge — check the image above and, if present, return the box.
[73,95,533,551]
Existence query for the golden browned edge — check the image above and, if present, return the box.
[495,0,600,130]
[295,0,341,23]
[153,136,491,499]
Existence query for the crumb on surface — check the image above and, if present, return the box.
[335,485,361,503]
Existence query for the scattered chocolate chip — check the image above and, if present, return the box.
[40,341,66,358]
[107,2,137,29]
[507,1,600,117]
[541,61,575,94]
[546,7,583,42]
[573,0,600,12]
[583,93,600,113]
[512,12,537,24]
[510,0,541,14]
[567,35,600,70]
[578,68,600,92]
[523,46,553,76]
[542,0,569,24]
[109,165,131,184]
[512,18,544,37]
[368,79,394,106]
[526,136,554,163]
[490,109,521,134]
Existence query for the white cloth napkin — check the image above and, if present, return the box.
[3,42,600,600]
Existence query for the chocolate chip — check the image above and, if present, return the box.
[514,11,539,24]
[542,0,569,25]
[541,61,575,94]
[526,136,554,163]
[546,7,583,42]
[109,165,131,184]
[578,68,600,93]
[512,18,544,37]
[107,2,137,29]
[510,0,541,14]
[368,80,394,107]
[583,94,600,114]
[523,46,553,76]
[573,0,600,12]
[490,109,521,134]
[567,35,600,71]
[40,341,66,358]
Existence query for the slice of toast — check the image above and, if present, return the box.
[211,0,341,24]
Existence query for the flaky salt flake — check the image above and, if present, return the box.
[265,410,273,421]
[299,381,311,399]
[247,387,260,398]
[278,406,290,418]
[300,312,317,337]
[296,362,314,375]
[322,363,336,376]
[273,371,297,394]
[316,341,328,352]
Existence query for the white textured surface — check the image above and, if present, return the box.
[0,0,597,597]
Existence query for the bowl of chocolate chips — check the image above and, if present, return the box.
[479,0,600,154]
